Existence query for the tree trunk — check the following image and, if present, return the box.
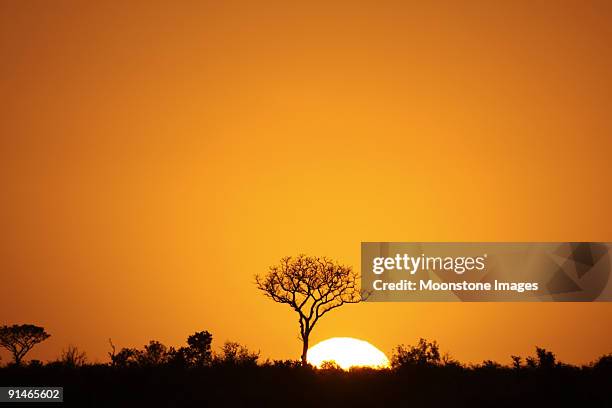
[301,335,309,366]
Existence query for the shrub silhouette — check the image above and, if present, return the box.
[481,359,502,369]
[520,346,557,370]
[262,359,302,369]
[108,341,171,368]
[593,353,612,374]
[137,340,172,366]
[28,359,43,368]
[391,338,441,368]
[0,324,50,366]
[107,330,213,368]
[214,341,259,367]
[319,360,342,371]
[59,345,87,367]
[111,347,140,368]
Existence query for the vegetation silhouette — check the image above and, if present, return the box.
[1,326,611,407]
[59,345,87,368]
[1,259,610,407]
[391,338,441,367]
[256,254,363,366]
[0,324,50,366]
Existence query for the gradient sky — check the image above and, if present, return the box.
[1,0,611,365]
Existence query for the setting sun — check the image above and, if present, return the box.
[307,338,390,370]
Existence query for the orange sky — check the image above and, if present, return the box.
[1,0,611,365]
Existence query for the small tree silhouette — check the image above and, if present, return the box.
[110,347,139,368]
[535,346,556,369]
[0,324,50,366]
[184,330,213,367]
[137,340,171,366]
[521,347,556,370]
[256,255,363,366]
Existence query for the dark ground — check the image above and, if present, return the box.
[1,362,611,407]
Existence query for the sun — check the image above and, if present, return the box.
[307,337,390,370]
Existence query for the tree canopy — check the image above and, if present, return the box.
[0,324,50,365]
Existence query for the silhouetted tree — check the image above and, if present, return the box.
[0,324,50,366]
[256,255,363,366]
[177,330,212,367]
[110,347,139,368]
[520,347,557,370]
[535,346,556,369]
[391,338,441,368]
[136,340,172,366]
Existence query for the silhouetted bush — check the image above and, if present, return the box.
[318,360,343,371]
[214,341,259,367]
[514,346,557,370]
[262,359,302,369]
[441,352,463,369]
[110,347,139,368]
[107,330,213,369]
[58,345,87,368]
[391,338,441,368]
[480,360,503,370]
[28,359,43,369]
[593,353,612,374]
